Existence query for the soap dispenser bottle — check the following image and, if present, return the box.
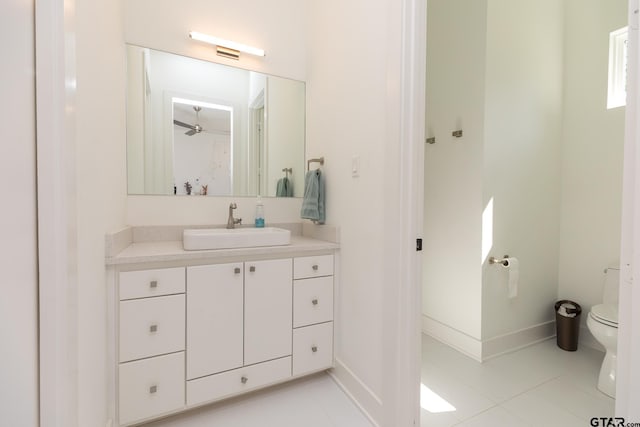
[255,196,265,228]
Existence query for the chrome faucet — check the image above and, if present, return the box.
[226,203,242,229]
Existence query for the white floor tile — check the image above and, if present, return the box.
[454,406,530,427]
[531,376,614,421]
[422,369,496,421]
[501,386,586,427]
[420,408,460,427]
[145,373,372,427]
[421,334,613,426]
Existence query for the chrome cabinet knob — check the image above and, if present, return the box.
[311,346,318,353]
[312,298,319,306]
[149,385,158,394]
[149,324,158,333]
[249,266,256,273]
[241,376,248,384]
[150,280,158,288]
[234,267,241,274]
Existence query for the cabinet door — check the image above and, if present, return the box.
[244,258,293,365]
[187,263,244,380]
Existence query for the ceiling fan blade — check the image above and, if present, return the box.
[173,119,196,130]
[185,129,197,136]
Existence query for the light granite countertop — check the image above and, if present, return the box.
[105,223,340,266]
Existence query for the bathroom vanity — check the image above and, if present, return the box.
[105,224,339,426]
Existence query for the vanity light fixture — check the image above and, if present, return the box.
[188,31,265,60]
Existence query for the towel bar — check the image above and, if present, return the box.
[307,157,325,171]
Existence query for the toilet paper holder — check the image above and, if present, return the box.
[489,255,510,266]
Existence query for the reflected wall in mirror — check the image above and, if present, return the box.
[126,44,305,197]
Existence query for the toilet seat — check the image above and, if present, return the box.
[590,304,618,328]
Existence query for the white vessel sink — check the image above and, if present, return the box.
[183,227,291,251]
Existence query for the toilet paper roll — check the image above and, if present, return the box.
[502,257,519,299]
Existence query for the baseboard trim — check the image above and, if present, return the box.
[422,316,566,361]
[328,358,382,427]
[421,315,483,362]
[482,321,556,360]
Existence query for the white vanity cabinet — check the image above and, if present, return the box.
[117,267,187,426]
[112,251,334,426]
[292,255,335,376]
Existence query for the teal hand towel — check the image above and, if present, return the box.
[300,169,325,223]
[276,177,294,197]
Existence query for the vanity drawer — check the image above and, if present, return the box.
[292,322,333,376]
[119,267,185,300]
[293,255,334,279]
[118,351,185,426]
[293,276,334,328]
[119,294,185,363]
[186,356,292,407]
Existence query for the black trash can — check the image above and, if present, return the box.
[555,300,582,351]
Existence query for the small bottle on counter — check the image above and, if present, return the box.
[255,196,265,228]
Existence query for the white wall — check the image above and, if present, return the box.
[124,0,307,81]
[423,0,488,342]
[423,0,564,355]
[306,0,412,423]
[558,0,627,344]
[75,0,128,425]
[481,0,564,341]
[124,0,308,226]
[0,0,39,425]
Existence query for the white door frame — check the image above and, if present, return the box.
[616,0,640,419]
[35,0,79,426]
[386,0,426,425]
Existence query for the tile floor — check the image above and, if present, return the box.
[144,373,374,427]
[142,335,613,427]
[421,334,615,427]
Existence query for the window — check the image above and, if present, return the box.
[607,26,628,109]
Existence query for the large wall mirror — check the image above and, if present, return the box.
[126,44,305,197]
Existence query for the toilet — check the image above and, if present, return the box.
[586,266,619,398]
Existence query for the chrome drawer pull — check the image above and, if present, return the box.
[249,266,256,272]
[312,264,319,271]
[311,346,318,353]
[241,376,248,384]
[234,267,241,274]
[149,385,158,394]
[149,324,158,333]
[312,298,319,306]
[150,280,158,289]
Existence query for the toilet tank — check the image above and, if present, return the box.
[603,266,620,305]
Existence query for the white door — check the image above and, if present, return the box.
[187,263,244,379]
[1,0,38,426]
[244,259,293,365]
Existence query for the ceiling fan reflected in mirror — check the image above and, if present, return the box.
[174,106,204,136]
